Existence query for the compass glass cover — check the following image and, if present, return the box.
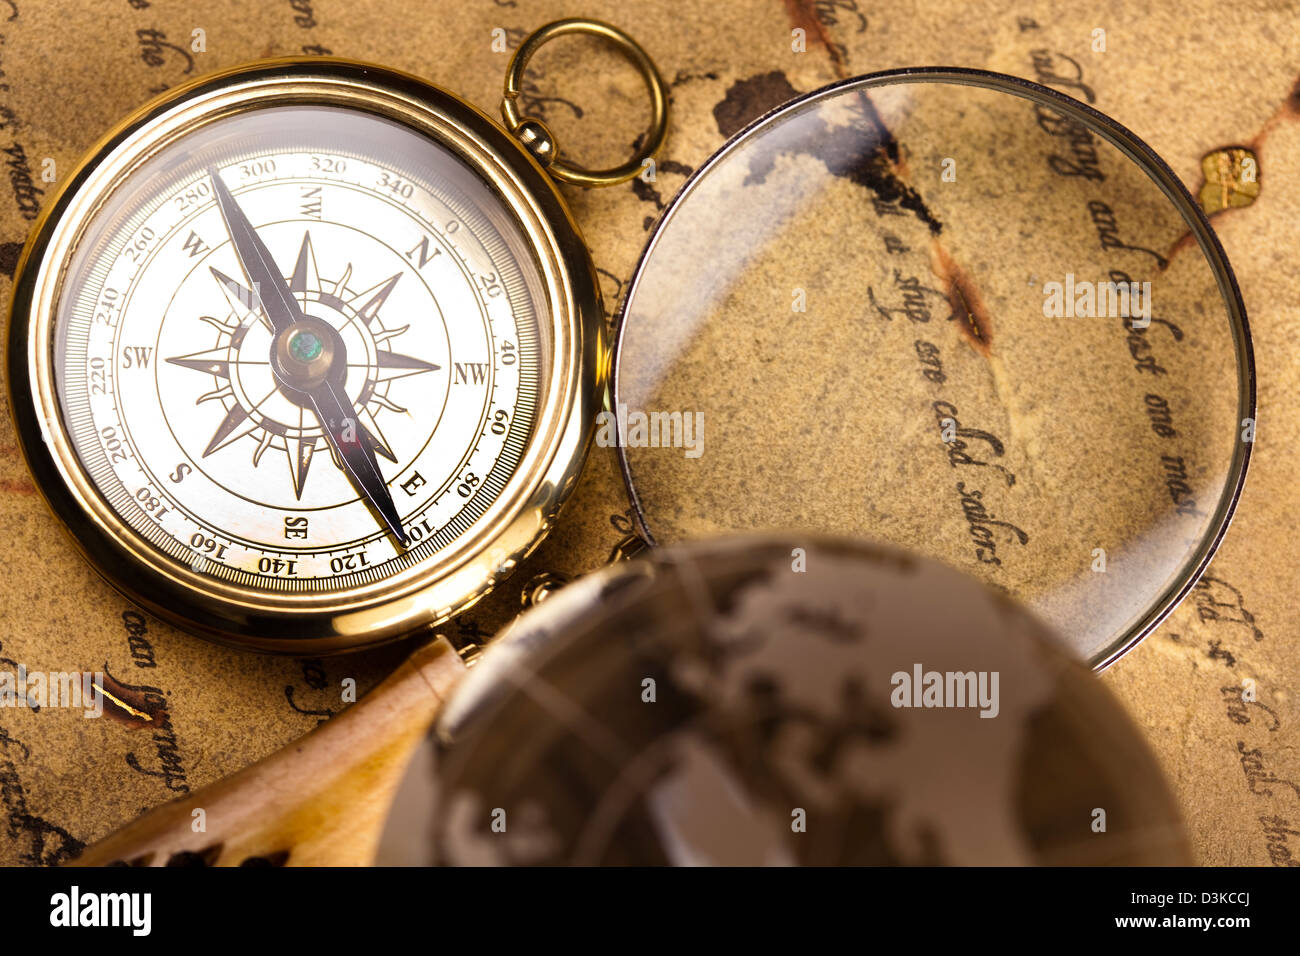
[52,104,549,597]
[614,71,1252,667]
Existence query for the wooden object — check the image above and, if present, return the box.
[69,637,466,867]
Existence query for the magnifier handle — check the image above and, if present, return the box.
[67,636,467,867]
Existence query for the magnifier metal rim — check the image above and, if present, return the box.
[610,65,1255,672]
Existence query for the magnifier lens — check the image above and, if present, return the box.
[614,71,1252,667]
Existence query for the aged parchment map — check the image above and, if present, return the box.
[0,0,1297,866]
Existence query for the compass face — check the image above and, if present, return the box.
[46,102,551,604]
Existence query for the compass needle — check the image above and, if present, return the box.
[207,166,416,545]
[309,378,408,545]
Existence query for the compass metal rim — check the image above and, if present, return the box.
[7,58,605,654]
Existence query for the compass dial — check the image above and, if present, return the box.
[49,104,549,600]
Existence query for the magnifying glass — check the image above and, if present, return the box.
[612,68,1254,669]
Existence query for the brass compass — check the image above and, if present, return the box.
[7,19,668,654]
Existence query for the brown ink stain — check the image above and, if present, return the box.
[930,239,993,356]
[1287,73,1300,114]
[96,671,163,729]
[782,0,850,75]
[1249,70,1300,149]
[718,14,942,237]
[0,476,35,495]
[713,70,801,139]
[720,72,944,236]
[0,241,23,279]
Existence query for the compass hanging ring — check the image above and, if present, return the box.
[501,18,670,187]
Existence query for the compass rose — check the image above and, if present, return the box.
[166,230,440,500]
